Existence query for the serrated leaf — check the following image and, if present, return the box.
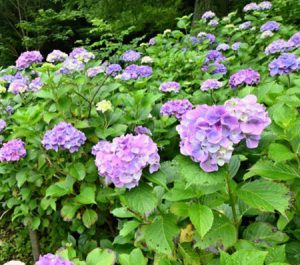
[268,143,295,162]
[75,184,96,205]
[82,209,98,228]
[220,250,267,265]
[119,220,140,237]
[86,248,116,265]
[188,204,213,238]
[69,162,86,181]
[237,180,290,215]
[119,248,148,265]
[61,202,80,221]
[178,243,200,265]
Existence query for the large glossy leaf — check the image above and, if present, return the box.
[86,248,116,265]
[220,250,267,265]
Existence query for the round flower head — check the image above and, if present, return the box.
[225,95,271,148]
[36,254,74,265]
[197,32,216,44]
[29,77,43,91]
[260,21,280,32]
[260,30,274,39]
[269,53,300,76]
[8,79,28,94]
[202,11,216,21]
[42,122,86,153]
[148,38,156,46]
[0,119,6,132]
[137,65,153,77]
[141,56,154,64]
[243,2,259,12]
[239,21,252,30]
[289,32,300,48]
[120,65,152,80]
[208,19,219,26]
[205,50,226,62]
[229,68,260,89]
[159,81,181,93]
[202,62,227,75]
[265,39,293,55]
[121,50,141,62]
[232,42,241,51]
[58,58,85,75]
[87,66,105,77]
[16,51,43,69]
[69,47,95,62]
[96,100,112,113]
[92,134,160,189]
[46,50,68,63]
[201,79,223,91]
[177,105,243,172]
[259,1,272,10]
[106,64,122,76]
[0,139,26,162]
[134,126,152,136]
[216,43,230,51]
[4,261,25,265]
[160,99,193,120]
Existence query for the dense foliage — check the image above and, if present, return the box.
[1,1,300,264]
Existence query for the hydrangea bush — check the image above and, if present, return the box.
[1,2,300,264]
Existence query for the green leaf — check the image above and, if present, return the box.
[31,216,41,230]
[82,209,98,228]
[178,243,200,265]
[16,169,27,188]
[111,207,135,218]
[123,183,158,216]
[244,160,299,180]
[75,184,96,205]
[188,204,213,238]
[142,214,179,256]
[237,180,290,215]
[286,241,300,264]
[69,163,86,181]
[228,155,241,178]
[119,220,140,237]
[61,202,80,221]
[86,248,116,265]
[268,143,295,162]
[220,250,267,265]
[45,176,74,198]
[119,249,148,265]
[265,245,286,264]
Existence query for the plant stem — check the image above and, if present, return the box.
[287,75,291,88]
[209,89,216,104]
[29,229,40,261]
[225,169,238,228]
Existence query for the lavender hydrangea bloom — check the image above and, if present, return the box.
[120,65,152,80]
[269,53,300,76]
[159,81,181,93]
[202,11,216,21]
[29,77,43,91]
[106,64,122,76]
[134,126,152,136]
[259,1,272,10]
[239,21,252,30]
[0,139,26,162]
[36,254,74,265]
[205,50,226,62]
[225,95,271,148]
[42,122,86,153]
[69,47,95,62]
[46,50,68,63]
[148,38,156,45]
[201,79,223,91]
[216,43,230,51]
[208,19,219,26]
[160,99,193,120]
[137,65,153,77]
[232,42,241,51]
[86,66,105,77]
[121,50,141,62]
[197,32,216,44]
[265,39,293,55]
[58,58,85,75]
[8,79,28,94]
[203,62,227,75]
[289,32,300,48]
[16,51,43,69]
[260,21,280,32]
[229,68,260,89]
[0,119,6,132]
[92,134,160,189]
[243,3,259,12]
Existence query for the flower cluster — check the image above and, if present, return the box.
[134,126,152,136]
[0,139,26,162]
[46,50,68,63]
[141,56,153,64]
[96,100,112,113]
[265,39,293,55]
[87,66,105,77]
[69,47,95,62]
[202,62,227,75]
[36,254,74,265]
[229,68,260,89]
[208,19,219,26]
[159,81,181,93]
[29,77,43,91]
[197,32,216,44]
[205,50,226,62]
[0,119,6,132]
[92,134,160,189]
[239,21,252,30]
[148,38,155,46]
[216,43,230,51]
[261,30,274,39]
[121,50,141,62]
[232,42,241,51]
[202,11,216,21]
[289,32,300,48]
[8,79,28,94]
[120,64,152,80]
[106,64,122,76]
[42,122,86,153]
[58,58,85,75]
[160,99,193,120]
[260,21,280,32]
[201,79,222,91]
[259,1,272,10]
[3,261,25,265]
[269,53,300,76]
[243,1,272,12]
[16,51,43,69]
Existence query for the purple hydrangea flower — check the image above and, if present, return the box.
[16,51,43,69]
[36,254,74,265]
[1,75,15,83]
[232,42,241,51]
[197,32,216,44]
[0,139,26,162]
[69,47,95,62]
[5,106,13,115]
[202,11,216,21]
[159,81,181,93]
[8,79,28,94]
[269,53,300,76]
[137,65,153,78]
[265,39,293,55]
[202,62,227,75]
[148,38,156,46]
[29,77,43,91]
[120,65,152,80]
[259,1,272,10]
[42,122,86,153]
[92,134,160,189]
[205,50,226,62]
[260,21,280,32]
[225,95,271,148]
[58,58,85,75]
[201,79,223,91]
[86,66,106,77]
[229,68,260,89]
[121,50,141,62]
[239,21,252,30]
[289,32,300,48]
[243,3,259,12]
[106,64,122,76]
[208,19,219,26]
[190,36,201,45]
[46,50,68,63]
[134,126,152,136]
[0,119,6,132]
[160,99,193,120]
[216,43,230,51]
